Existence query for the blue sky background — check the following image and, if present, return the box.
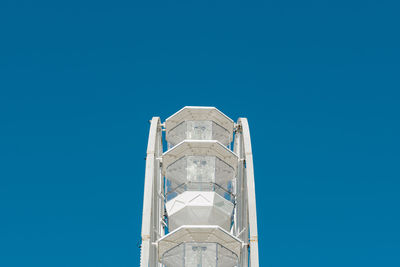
[1,1,399,266]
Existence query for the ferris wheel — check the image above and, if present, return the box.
[140,107,259,267]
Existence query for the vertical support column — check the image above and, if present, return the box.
[238,118,259,267]
[234,124,248,267]
[140,117,162,267]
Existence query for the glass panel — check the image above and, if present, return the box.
[162,242,184,267]
[166,157,187,189]
[217,245,239,267]
[186,121,213,141]
[166,156,235,202]
[187,156,215,183]
[162,242,238,267]
[212,121,231,146]
[166,156,235,187]
[185,243,216,267]
[215,157,235,188]
[167,121,232,148]
[168,121,187,148]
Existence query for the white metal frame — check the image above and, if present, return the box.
[234,118,259,267]
[140,112,259,267]
[140,117,164,267]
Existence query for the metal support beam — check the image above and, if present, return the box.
[238,118,259,267]
[140,117,162,267]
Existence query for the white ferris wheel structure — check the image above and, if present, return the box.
[140,106,259,267]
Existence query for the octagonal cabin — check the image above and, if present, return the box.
[165,106,234,148]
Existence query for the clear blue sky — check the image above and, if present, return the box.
[1,1,399,266]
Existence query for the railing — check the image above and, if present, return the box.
[166,181,235,203]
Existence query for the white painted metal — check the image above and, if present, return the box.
[166,191,234,231]
[237,118,259,267]
[140,108,259,267]
[157,225,243,260]
[233,122,248,267]
[140,117,163,267]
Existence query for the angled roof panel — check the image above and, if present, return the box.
[165,106,234,142]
